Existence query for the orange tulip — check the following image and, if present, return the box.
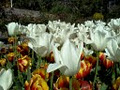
[32,68,49,81]
[8,37,16,44]
[0,58,6,66]
[17,55,31,72]
[7,52,15,62]
[99,52,114,69]
[113,77,120,90]
[99,52,106,62]
[102,59,114,69]
[25,74,49,90]
[17,42,29,56]
[54,75,81,90]
[84,55,97,67]
[75,60,92,79]
[54,75,69,89]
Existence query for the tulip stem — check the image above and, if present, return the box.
[50,72,54,90]
[69,76,72,90]
[93,52,99,89]
[27,60,31,81]
[36,55,41,68]
[13,35,17,66]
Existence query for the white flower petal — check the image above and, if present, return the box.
[0,69,13,90]
[115,48,120,62]
[47,63,65,73]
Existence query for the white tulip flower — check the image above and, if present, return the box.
[105,39,120,62]
[90,29,112,51]
[108,18,120,33]
[0,69,13,90]
[52,26,77,47]
[95,20,106,27]
[26,24,46,37]
[84,20,95,29]
[47,20,60,33]
[6,22,20,36]
[47,39,83,76]
[28,32,52,57]
[77,24,92,44]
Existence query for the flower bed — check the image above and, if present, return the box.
[0,19,120,90]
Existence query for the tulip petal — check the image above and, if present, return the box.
[107,39,118,57]
[115,48,120,62]
[61,39,80,75]
[0,69,13,90]
[47,63,65,73]
[52,45,63,64]
[33,46,48,57]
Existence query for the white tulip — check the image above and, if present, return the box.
[0,69,13,90]
[6,22,19,36]
[90,29,112,51]
[105,39,120,62]
[28,32,52,57]
[77,24,91,44]
[52,26,77,47]
[26,24,46,37]
[84,20,95,28]
[108,18,120,33]
[95,20,106,27]
[47,39,83,76]
[47,20,60,33]
[19,25,28,34]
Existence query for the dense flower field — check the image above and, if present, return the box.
[0,19,120,90]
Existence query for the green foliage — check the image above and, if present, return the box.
[50,1,72,14]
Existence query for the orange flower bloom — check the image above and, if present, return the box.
[113,77,120,90]
[75,60,92,79]
[40,63,48,69]
[17,55,31,72]
[99,52,106,62]
[8,37,16,44]
[7,52,15,62]
[54,75,69,89]
[102,59,114,69]
[32,68,49,81]
[25,74,49,90]
[17,42,29,56]
[99,52,114,69]
[0,58,6,66]
[54,75,81,90]
[84,55,97,67]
